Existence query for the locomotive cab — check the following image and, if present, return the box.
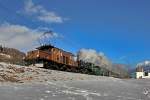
[25,45,78,68]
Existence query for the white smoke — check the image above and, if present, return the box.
[77,49,112,69]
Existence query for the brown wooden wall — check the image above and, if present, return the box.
[26,47,77,67]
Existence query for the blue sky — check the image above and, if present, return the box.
[0,0,150,66]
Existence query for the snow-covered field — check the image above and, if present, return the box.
[0,62,114,83]
[0,53,11,59]
[0,79,150,100]
[0,62,150,100]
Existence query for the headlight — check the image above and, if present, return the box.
[37,54,39,57]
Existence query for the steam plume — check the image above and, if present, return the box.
[77,49,112,70]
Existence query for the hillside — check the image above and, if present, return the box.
[0,62,149,100]
[112,64,129,78]
[0,46,25,65]
[0,62,111,83]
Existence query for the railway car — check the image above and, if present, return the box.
[25,45,78,71]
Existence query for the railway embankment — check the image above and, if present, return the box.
[0,62,116,83]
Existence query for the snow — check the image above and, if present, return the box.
[0,62,149,100]
[0,53,11,58]
[0,62,117,83]
[0,79,149,100]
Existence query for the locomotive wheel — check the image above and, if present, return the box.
[60,65,67,71]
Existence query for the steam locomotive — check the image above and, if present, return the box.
[25,45,122,77]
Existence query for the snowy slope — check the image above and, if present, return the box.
[0,78,149,100]
[0,62,150,100]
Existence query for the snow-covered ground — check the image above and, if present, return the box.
[0,62,150,100]
[0,53,11,59]
[0,79,150,100]
[0,62,115,83]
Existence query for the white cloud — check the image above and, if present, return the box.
[137,61,150,67]
[24,0,64,23]
[0,23,58,51]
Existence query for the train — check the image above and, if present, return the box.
[25,45,125,77]
[25,45,78,71]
